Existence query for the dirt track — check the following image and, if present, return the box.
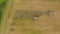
[1,0,16,34]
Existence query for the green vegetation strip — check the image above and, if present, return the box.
[0,0,8,22]
[0,0,8,32]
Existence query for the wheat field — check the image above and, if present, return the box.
[10,0,60,34]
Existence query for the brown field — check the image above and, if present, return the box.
[2,0,60,34]
[11,0,60,34]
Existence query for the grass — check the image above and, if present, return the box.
[16,18,41,34]
[16,18,33,26]
[0,0,8,22]
[41,0,59,2]
[0,0,8,32]
[46,0,56,2]
[22,29,41,34]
